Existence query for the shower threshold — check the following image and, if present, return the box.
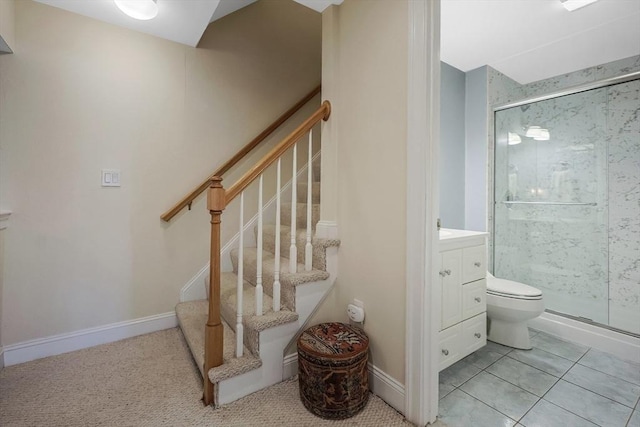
[545,309,640,339]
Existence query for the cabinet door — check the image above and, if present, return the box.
[462,245,486,284]
[439,324,462,371]
[441,250,462,330]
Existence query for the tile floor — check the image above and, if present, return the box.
[438,329,640,427]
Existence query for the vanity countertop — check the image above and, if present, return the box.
[439,228,488,251]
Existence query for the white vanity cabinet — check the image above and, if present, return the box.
[438,229,488,371]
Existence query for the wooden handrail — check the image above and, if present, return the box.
[160,85,321,222]
[225,100,331,204]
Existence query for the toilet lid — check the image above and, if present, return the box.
[487,276,542,299]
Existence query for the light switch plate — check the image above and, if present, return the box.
[102,169,121,187]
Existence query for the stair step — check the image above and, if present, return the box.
[296,181,321,204]
[176,300,261,383]
[219,272,298,355]
[280,202,320,230]
[256,224,334,271]
[230,247,330,310]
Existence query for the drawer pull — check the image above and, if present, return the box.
[439,271,446,277]
[474,333,481,339]
[442,349,449,356]
[474,262,481,267]
[474,297,481,303]
[444,269,452,276]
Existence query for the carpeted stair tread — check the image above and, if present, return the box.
[220,272,298,354]
[220,272,298,331]
[231,247,330,286]
[230,247,330,310]
[296,181,321,204]
[258,224,340,271]
[280,202,320,230]
[175,300,261,383]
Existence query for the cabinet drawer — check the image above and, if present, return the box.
[462,245,486,283]
[438,324,462,372]
[462,313,486,355]
[462,279,486,320]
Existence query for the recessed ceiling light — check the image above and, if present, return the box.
[560,0,599,12]
[114,0,159,20]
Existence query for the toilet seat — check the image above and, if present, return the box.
[487,275,542,300]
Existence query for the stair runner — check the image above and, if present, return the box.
[176,158,339,399]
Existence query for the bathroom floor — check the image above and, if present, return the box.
[438,329,640,427]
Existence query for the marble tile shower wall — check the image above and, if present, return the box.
[488,55,640,333]
[607,80,640,333]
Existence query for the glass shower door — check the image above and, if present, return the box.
[493,87,610,325]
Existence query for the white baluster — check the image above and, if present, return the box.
[273,158,281,312]
[236,192,244,357]
[305,132,313,271]
[289,144,298,273]
[256,174,264,316]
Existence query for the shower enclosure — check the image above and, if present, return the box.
[493,74,640,336]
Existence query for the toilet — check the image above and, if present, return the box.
[486,272,544,350]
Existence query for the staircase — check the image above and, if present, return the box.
[173,105,338,406]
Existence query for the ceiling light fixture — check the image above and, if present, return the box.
[508,132,522,145]
[534,129,550,141]
[114,0,159,20]
[560,0,599,12]
[525,126,551,141]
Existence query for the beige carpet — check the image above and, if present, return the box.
[0,328,415,426]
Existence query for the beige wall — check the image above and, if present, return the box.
[312,0,409,383]
[0,0,15,53]
[0,0,320,345]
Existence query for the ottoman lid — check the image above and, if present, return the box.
[298,322,369,358]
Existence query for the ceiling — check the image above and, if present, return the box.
[34,0,342,47]
[35,0,220,47]
[34,0,640,84]
[441,0,640,84]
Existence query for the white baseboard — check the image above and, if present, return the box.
[3,312,177,367]
[529,312,640,364]
[369,363,405,414]
[283,352,298,379]
[280,354,405,415]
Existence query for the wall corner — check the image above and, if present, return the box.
[0,0,15,53]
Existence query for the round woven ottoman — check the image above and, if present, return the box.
[297,322,369,419]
